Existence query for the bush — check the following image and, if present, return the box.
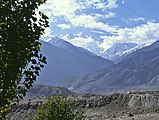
[31,96,85,120]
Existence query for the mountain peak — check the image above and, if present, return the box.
[37,38,114,85]
[101,42,141,62]
[48,37,70,46]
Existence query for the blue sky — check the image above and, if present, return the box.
[39,0,159,54]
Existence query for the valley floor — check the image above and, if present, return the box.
[112,113,159,120]
[9,91,159,120]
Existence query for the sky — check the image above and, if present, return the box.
[39,0,159,54]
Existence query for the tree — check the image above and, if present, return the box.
[0,0,49,118]
[31,96,85,120]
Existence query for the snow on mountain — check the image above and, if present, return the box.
[100,43,142,62]
[48,37,73,49]
[48,37,96,56]
[63,33,88,39]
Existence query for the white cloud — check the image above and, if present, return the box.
[62,34,102,55]
[91,30,105,34]
[57,24,71,29]
[123,17,147,23]
[94,2,108,10]
[61,22,159,54]
[64,36,94,47]
[40,27,55,41]
[94,12,116,19]
[70,14,118,33]
[122,0,125,4]
[39,0,120,33]
[100,22,159,50]
[39,0,81,21]
[83,0,118,10]
[104,12,116,18]
[42,27,53,38]
[84,0,118,10]
[105,0,118,9]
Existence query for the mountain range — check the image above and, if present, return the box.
[36,37,159,95]
[65,40,159,94]
[61,33,145,62]
[36,38,114,85]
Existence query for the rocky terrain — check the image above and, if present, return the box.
[8,89,159,120]
[7,85,74,120]
[26,84,75,98]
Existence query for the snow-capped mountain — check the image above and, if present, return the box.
[101,43,142,62]
[48,37,73,49]
[47,36,143,63]
[37,38,114,85]
[62,32,89,40]
[48,37,96,56]
[66,40,159,94]
[59,33,144,61]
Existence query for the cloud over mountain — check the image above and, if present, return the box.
[39,0,159,56]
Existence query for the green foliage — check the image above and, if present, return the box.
[0,0,49,118]
[31,96,85,120]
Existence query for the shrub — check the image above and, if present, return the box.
[31,96,85,120]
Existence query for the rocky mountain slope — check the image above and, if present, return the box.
[37,39,114,85]
[66,40,159,94]
[26,85,75,98]
[9,91,159,120]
